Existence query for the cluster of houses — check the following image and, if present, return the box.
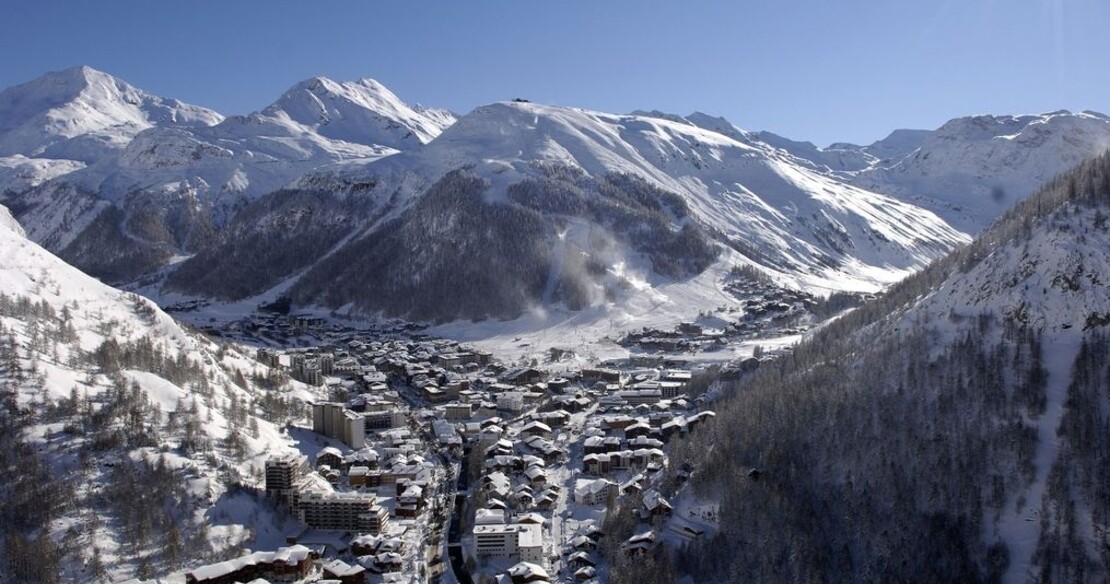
[238,314,732,583]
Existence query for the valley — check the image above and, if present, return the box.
[1,59,1109,584]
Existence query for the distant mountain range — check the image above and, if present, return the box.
[2,66,1108,322]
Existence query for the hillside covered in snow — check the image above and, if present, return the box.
[0,206,312,582]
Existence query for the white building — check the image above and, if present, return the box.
[473,522,544,564]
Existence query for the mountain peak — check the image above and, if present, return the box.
[0,66,222,161]
[265,75,454,147]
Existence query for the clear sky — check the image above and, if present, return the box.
[2,0,1108,146]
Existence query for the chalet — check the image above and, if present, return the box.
[583,436,609,455]
[343,449,380,470]
[535,410,570,427]
[519,420,552,439]
[569,534,597,551]
[568,551,597,569]
[516,512,546,526]
[624,530,659,557]
[687,410,717,430]
[501,368,547,385]
[624,420,653,439]
[601,415,638,432]
[422,382,448,403]
[496,392,525,412]
[575,566,598,581]
[367,552,404,573]
[485,454,522,472]
[322,559,366,584]
[580,368,624,384]
[315,447,343,469]
[534,489,559,510]
[583,453,611,475]
[433,352,468,368]
[506,562,551,583]
[640,489,673,519]
[185,545,314,584]
[678,321,703,335]
[477,508,507,525]
[524,466,547,486]
[660,418,687,441]
[350,534,381,556]
[547,377,570,393]
[627,435,664,450]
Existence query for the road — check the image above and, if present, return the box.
[446,446,474,584]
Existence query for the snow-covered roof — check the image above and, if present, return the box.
[507,561,550,581]
[187,545,312,581]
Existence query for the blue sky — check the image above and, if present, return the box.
[3,0,1108,146]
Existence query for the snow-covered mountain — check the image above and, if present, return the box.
[727,111,1110,234]
[389,102,966,287]
[680,153,1110,583]
[169,100,967,322]
[0,65,223,163]
[851,110,1110,233]
[0,67,455,282]
[0,205,311,581]
[265,76,455,149]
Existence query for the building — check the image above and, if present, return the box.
[321,559,366,584]
[473,522,544,564]
[313,402,366,449]
[615,388,662,405]
[445,403,474,421]
[315,446,343,469]
[364,409,405,431]
[185,545,314,584]
[297,489,389,534]
[265,454,307,505]
[496,392,525,412]
[574,478,617,505]
[256,348,281,368]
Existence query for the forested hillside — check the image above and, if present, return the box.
[675,153,1110,583]
[0,207,307,582]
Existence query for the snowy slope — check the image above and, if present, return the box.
[0,66,222,163]
[0,202,24,236]
[0,154,86,192]
[348,101,967,293]
[853,110,1110,233]
[0,205,311,580]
